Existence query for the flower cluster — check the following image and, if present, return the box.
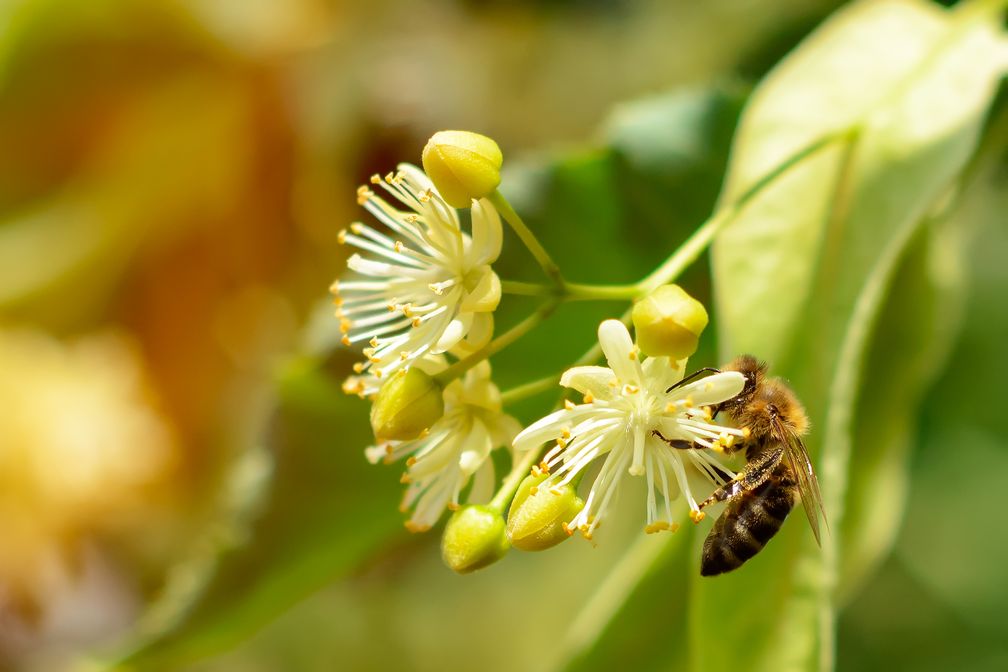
[331,130,753,573]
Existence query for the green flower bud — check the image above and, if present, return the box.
[506,473,584,551]
[421,130,503,208]
[441,505,509,574]
[370,367,444,442]
[631,284,708,359]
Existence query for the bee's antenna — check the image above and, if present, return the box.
[665,367,722,394]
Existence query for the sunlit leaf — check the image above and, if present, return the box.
[704,1,1005,670]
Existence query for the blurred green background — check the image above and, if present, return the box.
[0,0,1004,670]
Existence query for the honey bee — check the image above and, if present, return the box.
[657,355,827,576]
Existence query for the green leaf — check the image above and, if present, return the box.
[704,1,1005,670]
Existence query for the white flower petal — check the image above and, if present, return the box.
[468,197,503,266]
[673,371,745,406]
[459,266,501,313]
[641,356,686,395]
[434,311,474,353]
[458,418,492,476]
[468,458,496,504]
[597,319,641,385]
[455,312,493,353]
[560,366,618,400]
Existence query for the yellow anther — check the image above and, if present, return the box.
[689,509,706,523]
[370,174,381,184]
[370,336,379,347]
[352,362,364,373]
[399,473,411,484]
[564,399,576,410]
[337,229,347,244]
[742,427,752,439]
[341,335,351,346]
[400,351,408,361]
[583,392,595,404]
[628,347,639,361]
[412,318,422,328]
[447,502,460,511]
[350,223,363,234]
[560,428,571,439]
[356,186,372,205]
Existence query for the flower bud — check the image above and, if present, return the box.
[370,367,444,442]
[631,284,708,359]
[441,505,509,574]
[506,473,584,551]
[422,130,503,208]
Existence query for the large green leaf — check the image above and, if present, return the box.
[701,1,1004,671]
[836,111,1008,670]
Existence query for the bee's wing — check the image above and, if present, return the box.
[775,422,827,546]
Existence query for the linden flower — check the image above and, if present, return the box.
[334,164,503,396]
[365,361,521,532]
[512,319,747,539]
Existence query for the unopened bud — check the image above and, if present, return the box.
[422,130,503,208]
[441,505,509,574]
[632,284,708,359]
[370,367,444,442]
[506,474,584,551]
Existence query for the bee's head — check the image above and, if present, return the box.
[717,354,767,415]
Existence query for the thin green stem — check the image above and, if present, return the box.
[500,374,561,405]
[564,281,641,301]
[502,279,642,302]
[501,280,553,297]
[489,190,565,289]
[489,447,541,512]
[637,130,850,292]
[434,300,560,386]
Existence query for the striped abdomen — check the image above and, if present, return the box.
[700,466,796,576]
